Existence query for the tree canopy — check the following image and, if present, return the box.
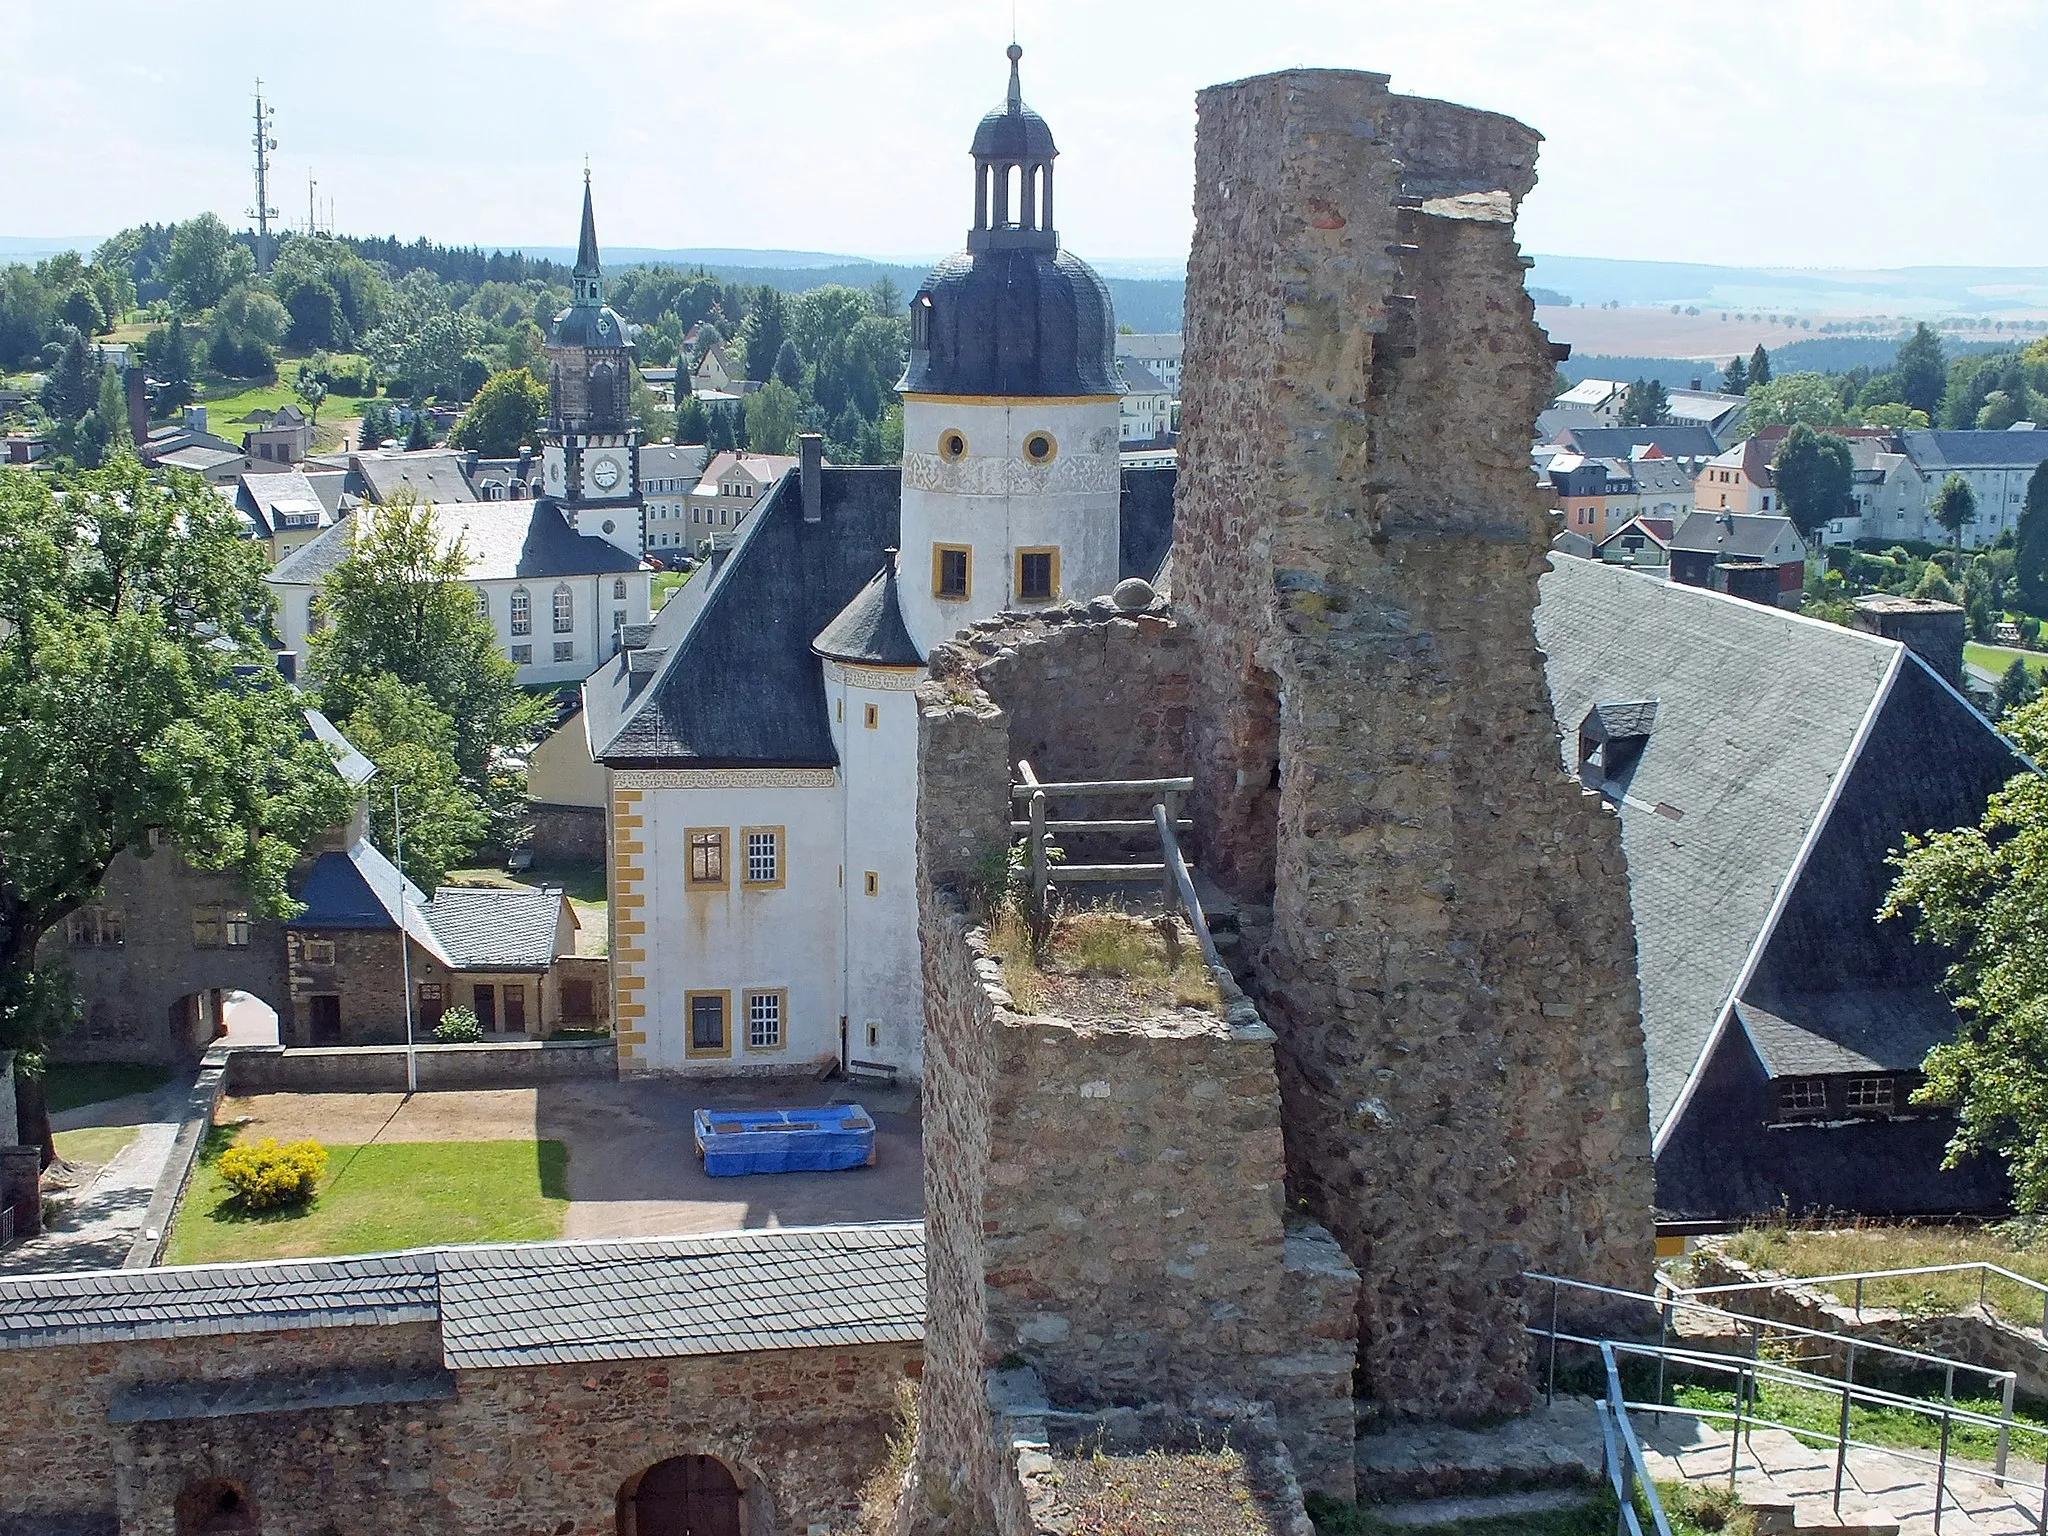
[2015,465,2048,614]
[1748,344,1772,388]
[1882,701,2048,1209]
[1619,378,1669,428]
[1895,323,1948,418]
[308,494,546,832]
[1933,473,1979,550]
[1744,372,1846,429]
[448,368,547,457]
[0,464,359,1080]
[1771,424,1854,537]
[335,674,489,889]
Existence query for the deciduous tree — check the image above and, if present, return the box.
[1771,423,1854,538]
[448,368,546,458]
[1933,473,1978,551]
[2015,464,2048,615]
[337,675,489,889]
[1883,697,2048,1209]
[164,214,239,312]
[0,464,357,1158]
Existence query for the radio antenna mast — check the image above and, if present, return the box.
[247,80,279,271]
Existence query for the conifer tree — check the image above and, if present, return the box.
[1749,344,1772,388]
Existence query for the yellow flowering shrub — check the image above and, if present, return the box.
[216,1138,328,1210]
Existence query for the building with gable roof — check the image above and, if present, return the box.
[586,47,1171,1081]
[1539,555,2025,1217]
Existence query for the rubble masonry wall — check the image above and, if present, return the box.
[1174,68,1655,1418]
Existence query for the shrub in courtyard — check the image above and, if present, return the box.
[432,1006,482,1043]
[217,1138,328,1210]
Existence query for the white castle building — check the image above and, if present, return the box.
[581,47,1171,1079]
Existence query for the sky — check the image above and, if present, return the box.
[7,0,2048,272]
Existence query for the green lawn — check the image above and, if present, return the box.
[1966,641,2048,681]
[52,1124,138,1166]
[653,569,694,607]
[41,1062,172,1113]
[200,377,301,426]
[1672,1379,2048,1464]
[165,1135,570,1265]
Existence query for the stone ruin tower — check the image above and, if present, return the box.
[1173,70,1655,1415]
[903,64,1656,1533]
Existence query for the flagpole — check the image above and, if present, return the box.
[396,785,416,1096]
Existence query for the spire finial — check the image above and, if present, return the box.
[1006,42,1022,112]
[583,156,591,186]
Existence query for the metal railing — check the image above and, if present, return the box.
[1530,1273,2047,1535]
[1594,1339,1677,1536]
[1671,1261,2048,1332]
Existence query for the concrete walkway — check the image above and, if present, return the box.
[3,1070,199,1274]
[1639,1411,2048,1536]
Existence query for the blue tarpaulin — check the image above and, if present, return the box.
[692,1105,877,1177]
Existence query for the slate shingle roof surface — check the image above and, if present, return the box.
[352,451,476,505]
[266,512,356,586]
[0,1253,440,1350]
[0,1226,927,1365]
[1558,426,1722,461]
[424,885,568,970]
[812,564,923,668]
[433,500,645,581]
[436,1223,925,1368]
[1537,556,1900,1131]
[1903,429,2048,471]
[1671,510,1800,561]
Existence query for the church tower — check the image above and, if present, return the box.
[541,173,643,557]
[895,45,1123,657]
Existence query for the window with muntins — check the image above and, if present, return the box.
[934,544,970,600]
[553,585,573,633]
[510,589,531,635]
[1017,548,1058,603]
[69,906,124,946]
[1778,1077,1828,1116]
[744,828,781,885]
[688,829,727,888]
[747,990,783,1050]
[1845,1077,1895,1113]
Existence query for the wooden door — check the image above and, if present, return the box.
[630,1455,741,1536]
[474,984,497,1030]
[308,994,341,1046]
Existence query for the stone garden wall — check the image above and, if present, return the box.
[0,1317,916,1536]
[1172,67,1656,1419]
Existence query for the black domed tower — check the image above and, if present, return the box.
[897,45,1124,655]
[541,172,642,556]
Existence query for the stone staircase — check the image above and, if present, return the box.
[1639,1412,2046,1536]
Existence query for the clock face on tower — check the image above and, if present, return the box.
[590,455,622,492]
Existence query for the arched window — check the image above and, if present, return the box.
[509,587,531,636]
[553,584,574,634]
[614,578,627,600]
[475,590,489,621]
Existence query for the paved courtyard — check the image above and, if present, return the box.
[215,1074,924,1241]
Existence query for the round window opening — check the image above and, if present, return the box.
[602,519,617,535]
[938,430,968,463]
[1023,432,1057,466]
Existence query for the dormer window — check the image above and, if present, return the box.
[1577,700,1658,791]
[912,296,933,351]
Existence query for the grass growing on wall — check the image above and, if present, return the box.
[1714,1224,2048,1325]
[165,1129,570,1264]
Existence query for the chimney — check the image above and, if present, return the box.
[184,404,208,435]
[1690,377,1702,392]
[799,432,823,523]
[125,368,149,447]
[275,650,299,686]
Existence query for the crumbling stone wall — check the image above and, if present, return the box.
[1174,68,1655,1418]
[908,608,1359,1521]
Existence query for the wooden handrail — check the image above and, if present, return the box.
[1009,776,1193,800]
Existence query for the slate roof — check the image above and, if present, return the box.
[1671,510,1800,561]
[423,885,571,971]
[434,1224,925,1368]
[1537,556,1904,1132]
[587,466,905,767]
[1901,429,2048,472]
[813,563,923,667]
[289,841,455,967]
[1118,358,1167,394]
[1556,426,1723,461]
[1114,333,1183,364]
[305,708,377,787]
[589,464,1180,767]
[158,446,246,474]
[351,451,476,505]
[234,469,332,539]
[1119,465,1176,586]
[266,512,355,587]
[0,1252,440,1350]
[0,1226,927,1365]
[1543,558,2031,1144]
[434,500,645,581]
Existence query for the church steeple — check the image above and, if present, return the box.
[968,44,1059,254]
[573,169,603,305]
